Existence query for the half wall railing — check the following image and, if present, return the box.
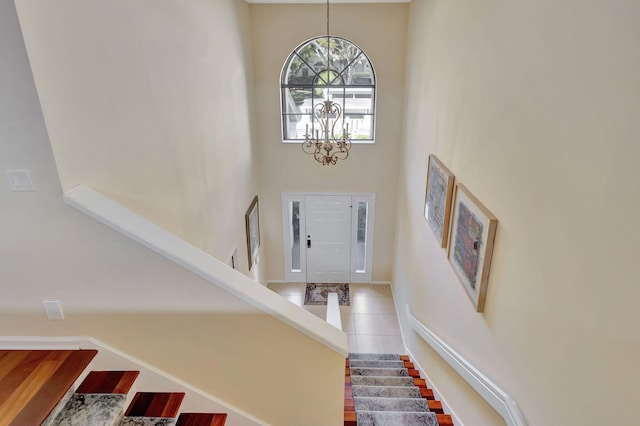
[64,184,347,356]
[406,305,527,426]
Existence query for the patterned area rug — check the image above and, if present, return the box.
[304,283,350,306]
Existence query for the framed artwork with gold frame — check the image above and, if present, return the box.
[424,155,455,248]
[448,184,497,312]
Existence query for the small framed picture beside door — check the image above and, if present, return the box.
[245,195,260,270]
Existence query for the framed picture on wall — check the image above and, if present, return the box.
[424,155,455,248]
[448,184,497,312]
[245,195,260,270]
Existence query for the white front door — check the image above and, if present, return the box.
[305,195,352,283]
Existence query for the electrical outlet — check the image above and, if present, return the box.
[7,169,34,191]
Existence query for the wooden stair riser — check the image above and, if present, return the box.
[438,413,454,426]
[343,411,357,426]
[77,370,139,394]
[176,412,228,426]
[125,392,185,418]
[0,351,228,426]
[428,399,444,413]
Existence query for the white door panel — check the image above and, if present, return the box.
[305,195,351,283]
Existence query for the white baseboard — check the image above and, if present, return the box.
[0,336,81,350]
[265,280,288,285]
[388,288,462,426]
[404,346,463,426]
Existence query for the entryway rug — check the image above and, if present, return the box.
[304,283,350,306]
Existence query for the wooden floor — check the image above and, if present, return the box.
[0,349,233,426]
[0,349,97,426]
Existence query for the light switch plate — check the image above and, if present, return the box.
[43,300,65,320]
[7,169,34,191]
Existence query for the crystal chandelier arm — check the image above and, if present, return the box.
[298,0,352,165]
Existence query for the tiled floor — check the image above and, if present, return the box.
[267,283,405,354]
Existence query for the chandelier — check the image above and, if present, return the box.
[301,0,351,166]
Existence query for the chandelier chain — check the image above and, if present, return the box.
[326,0,330,76]
[301,0,352,166]
[326,0,330,38]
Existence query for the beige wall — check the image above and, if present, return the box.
[250,4,407,282]
[11,0,640,423]
[395,0,640,424]
[1,1,344,424]
[0,312,345,426]
[14,0,264,281]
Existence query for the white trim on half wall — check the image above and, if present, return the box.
[405,305,528,426]
[63,185,348,356]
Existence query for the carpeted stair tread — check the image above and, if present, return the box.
[354,396,429,412]
[42,386,75,426]
[348,353,401,361]
[52,393,126,425]
[352,385,422,399]
[350,376,415,387]
[350,367,409,377]
[349,360,405,369]
[346,353,451,426]
[356,410,439,426]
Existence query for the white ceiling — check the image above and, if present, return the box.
[246,1,411,3]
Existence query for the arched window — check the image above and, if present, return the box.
[281,36,376,143]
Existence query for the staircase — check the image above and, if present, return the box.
[0,350,227,426]
[2,349,450,425]
[344,353,453,426]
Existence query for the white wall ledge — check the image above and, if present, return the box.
[63,185,347,356]
[406,305,527,426]
[326,292,342,330]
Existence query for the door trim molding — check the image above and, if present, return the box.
[281,192,375,283]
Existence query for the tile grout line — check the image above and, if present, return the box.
[267,283,402,353]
